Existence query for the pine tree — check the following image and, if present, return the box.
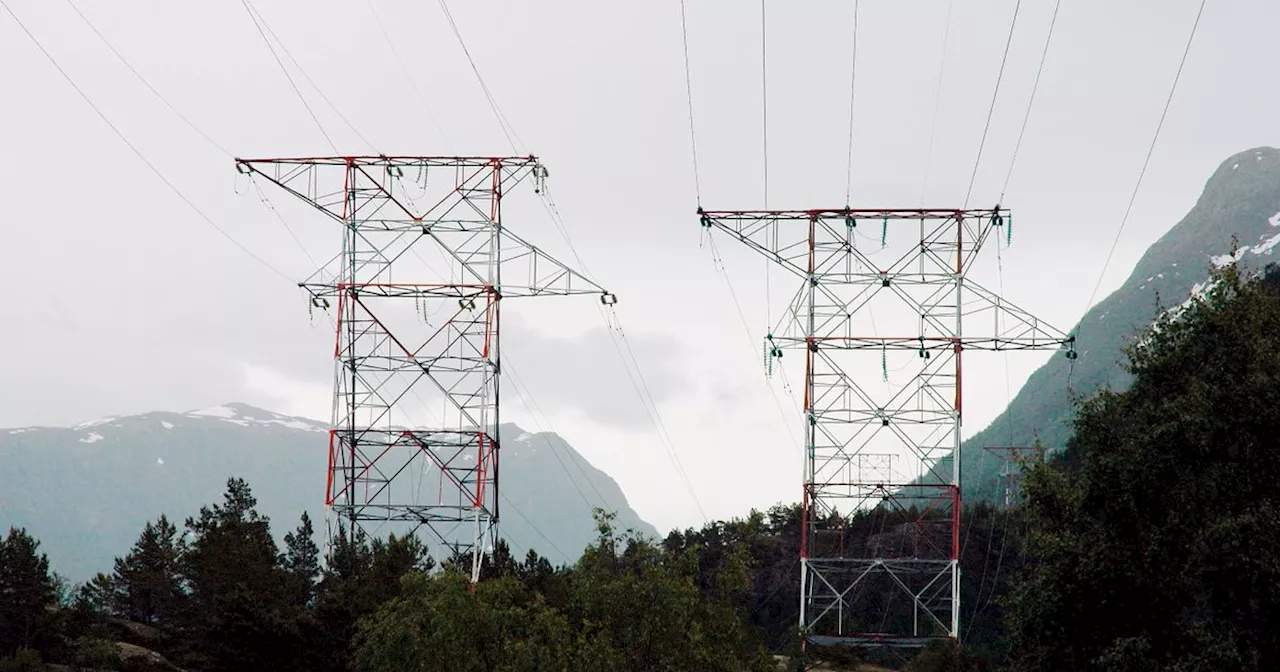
[111,515,184,627]
[0,528,57,656]
[181,477,295,672]
[283,511,320,607]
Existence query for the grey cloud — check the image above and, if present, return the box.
[500,315,690,429]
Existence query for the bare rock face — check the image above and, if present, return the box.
[114,641,184,671]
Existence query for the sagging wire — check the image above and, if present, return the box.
[963,0,1023,208]
[0,0,296,284]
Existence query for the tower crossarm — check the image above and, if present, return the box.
[698,207,1005,280]
[491,227,611,299]
[236,155,613,304]
[240,153,609,582]
[699,202,1075,647]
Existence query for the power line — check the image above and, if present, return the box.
[1078,0,1208,337]
[498,491,570,560]
[243,1,374,152]
[963,0,1022,208]
[608,316,709,522]
[447,22,704,524]
[844,0,860,205]
[964,2,1066,602]
[971,500,1015,627]
[964,506,1002,642]
[0,0,293,284]
[437,0,524,154]
[963,270,1018,641]
[705,235,803,451]
[760,0,769,208]
[919,0,955,205]
[999,0,1062,202]
[64,0,231,157]
[439,25,703,526]
[503,358,609,509]
[362,0,452,152]
[65,0,324,274]
[238,0,337,152]
[760,0,771,331]
[539,186,710,525]
[249,177,318,268]
[678,0,702,205]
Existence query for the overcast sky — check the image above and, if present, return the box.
[2,0,1278,533]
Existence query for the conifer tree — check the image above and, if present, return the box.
[283,511,320,607]
[111,515,184,627]
[0,528,56,656]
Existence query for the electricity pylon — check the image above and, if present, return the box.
[699,207,1074,647]
[982,445,1041,510]
[238,155,612,581]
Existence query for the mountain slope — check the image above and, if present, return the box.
[0,403,656,580]
[962,146,1280,499]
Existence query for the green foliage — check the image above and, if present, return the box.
[1006,262,1280,670]
[908,640,991,672]
[0,528,57,656]
[0,648,43,672]
[307,528,435,672]
[283,511,320,607]
[72,635,122,668]
[178,477,298,672]
[349,508,773,672]
[353,571,571,672]
[110,515,184,627]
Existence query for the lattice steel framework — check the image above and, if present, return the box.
[237,155,609,580]
[699,207,1074,648]
[982,446,1041,510]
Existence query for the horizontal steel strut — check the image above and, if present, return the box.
[701,206,1073,648]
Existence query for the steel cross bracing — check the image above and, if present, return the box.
[237,155,611,581]
[699,207,1074,648]
[982,446,1041,510]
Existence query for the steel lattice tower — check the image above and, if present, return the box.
[982,446,1041,510]
[700,207,1074,647]
[237,155,610,580]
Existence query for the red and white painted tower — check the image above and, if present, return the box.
[238,155,610,580]
[700,207,1073,647]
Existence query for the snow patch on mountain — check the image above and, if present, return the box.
[1254,231,1280,256]
[1269,211,1280,228]
[265,418,326,432]
[79,432,104,444]
[161,421,174,429]
[1210,230,1280,269]
[182,404,326,432]
[188,405,235,419]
